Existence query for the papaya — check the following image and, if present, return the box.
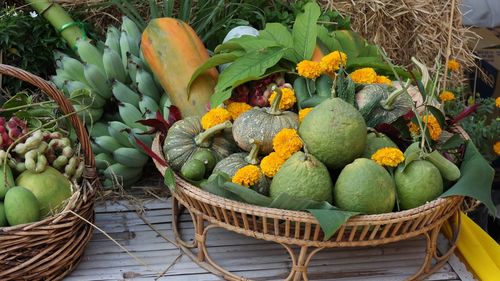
[141,18,218,117]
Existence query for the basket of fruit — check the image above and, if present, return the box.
[146,3,495,280]
[0,64,97,280]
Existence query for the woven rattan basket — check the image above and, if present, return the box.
[152,132,465,281]
[0,64,98,280]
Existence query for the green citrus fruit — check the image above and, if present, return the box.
[4,186,40,226]
[0,164,15,200]
[362,132,398,158]
[334,158,395,214]
[299,98,367,170]
[181,159,206,181]
[0,202,7,227]
[270,151,333,203]
[192,149,217,174]
[395,160,443,210]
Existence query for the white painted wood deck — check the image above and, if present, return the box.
[66,194,475,281]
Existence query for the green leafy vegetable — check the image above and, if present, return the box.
[292,1,321,61]
[164,168,176,193]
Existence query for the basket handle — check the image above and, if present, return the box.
[0,64,97,180]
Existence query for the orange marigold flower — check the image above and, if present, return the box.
[273,128,303,159]
[260,152,286,178]
[298,107,313,122]
[349,68,378,84]
[269,87,297,110]
[320,51,347,73]
[422,115,442,141]
[407,122,420,136]
[371,147,405,167]
[232,165,261,187]
[201,108,231,130]
[494,142,500,156]
[375,75,392,86]
[439,91,455,102]
[447,59,460,72]
[296,60,322,79]
[226,102,252,120]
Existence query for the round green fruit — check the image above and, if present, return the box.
[181,159,206,181]
[16,167,73,217]
[395,160,443,210]
[0,202,7,227]
[192,149,217,174]
[299,98,367,170]
[362,132,398,158]
[0,164,15,200]
[334,158,395,214]
[270,151,333,203]
[4,186,40,226]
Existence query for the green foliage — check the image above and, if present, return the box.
[0,7,68,95]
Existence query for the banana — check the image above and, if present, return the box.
[94,135,122,153]
[51,75,67,90]
[107,121,133,147]
[113,147,149,168]
[64,80,88,93]
[104,163,143,182]
[84,63,112,99]
[70,87,106,108]
[139,94,159,118]
[121,16,141,47]
[126,60,139,84]
[59,55,86,82]
[88,121,109,138]
[127,128,153,151]
[120,30,131,69]
[103,46,128,83]
[75,38,105,72]
[105,26,121,55]
[95,152,116,170]
[159,94,171,119]
[112,80,140,107]
[118,102,147,130]
[74,104,103,124]
[53,50,66,62]
[136,67,161,103]
[91,140,107,155]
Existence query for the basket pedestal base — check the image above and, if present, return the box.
[171,196,461,281]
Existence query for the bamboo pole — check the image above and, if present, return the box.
[26,0,87,49]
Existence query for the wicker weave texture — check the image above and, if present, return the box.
[0,64,98,281]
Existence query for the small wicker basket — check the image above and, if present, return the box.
[0,64,98,280]
[152,130,466,281]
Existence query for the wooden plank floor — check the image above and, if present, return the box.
[66,197,475,281]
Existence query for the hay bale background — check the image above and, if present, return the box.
[320,0,477,69]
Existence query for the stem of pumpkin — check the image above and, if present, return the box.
[269,86,282,115]
[195,121,232,146]
[380,79,411,110]
[244,141,260,165]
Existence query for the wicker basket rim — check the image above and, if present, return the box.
[152,134,461,224]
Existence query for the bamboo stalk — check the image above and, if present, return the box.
[26,0,87,49]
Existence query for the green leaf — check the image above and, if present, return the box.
[2,91,30,110]
[210,89,233,109]
[269,193,335,210]
[200,173,241,201]
[215,36,279,54]
[440,141,496,216]
[260,23,298,62]
[292,1,321,60]
[307,209,359,240]
[426,106,446,128]
[188,52,243,92]
[317,25,342,52]
[223,182,272,207]
[440,134,465,150]
[164,168,176,193]
[212,47,286,107]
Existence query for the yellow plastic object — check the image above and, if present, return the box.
[443,212,500,281]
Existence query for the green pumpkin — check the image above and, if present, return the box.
[213,143,270,195]
[232,89,298,154]
[163,116,238,171]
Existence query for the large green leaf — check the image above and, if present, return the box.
[292,2,321,60]
[260,23,298,62]
[223,182,272,207]
[269,193,335,210]
[215,36,279,54]
[308,209,359,240]
[211,47,286,107]
[200,173,241,201]
[440,141,496,216]
[188,52,243,92]
[163,168,176,193]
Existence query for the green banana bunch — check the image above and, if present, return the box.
[50,16,170,188]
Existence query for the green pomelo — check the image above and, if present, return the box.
[362,132,398,158]
[299,98,367,170]
[0,164,15,200]
[4,186,40,226]
[334,158,395,214]
[181,159,206,181]
[270,151,333,203]
[192,149,217,174]
[16,167,73,217]
[0,202,7,227]
[395,160,443,210]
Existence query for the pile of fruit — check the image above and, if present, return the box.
[142,2,479,217]
[0,117,77,227]
[51,17,170,188]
